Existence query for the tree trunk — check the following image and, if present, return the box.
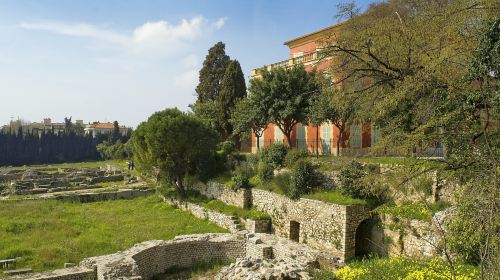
[337,135,341,157]
[316,126,319,158]
[256,135,260,152]
[175,176,186,198]
[285,132,292,149]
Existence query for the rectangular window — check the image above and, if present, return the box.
[296,124,306,149]
[371,125,380,146]
[351,124,361,148]
[274,126,283,144]
[321,124,331,155]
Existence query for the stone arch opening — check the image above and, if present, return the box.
[289,221,300,242]
[354,218,386,258]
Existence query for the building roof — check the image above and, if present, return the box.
[283,22,344,48]
[87,122,126,129]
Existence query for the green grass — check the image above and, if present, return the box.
[165,188,270,220]
[376,201,449,221]
[335,257,478,280]
[0,195,227,272]
[313,155,444,172]
[199,200,270,220]
[304,190,368,206]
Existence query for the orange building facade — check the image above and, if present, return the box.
[250,24,380,155]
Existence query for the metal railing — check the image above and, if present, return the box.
[248,138,446,158]
[252,51,321,77]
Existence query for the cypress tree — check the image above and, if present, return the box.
[217,60,247,139]
[195,42,230,103]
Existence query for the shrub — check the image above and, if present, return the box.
[245,153,260,169]
[284,149,309,168]
[288,160,315,199]
[219,140,236,155]
[338,161,366,198]
[231,163,254,190]
[257,162,274,181]
[274,172,291,195]
[260,143,289,168]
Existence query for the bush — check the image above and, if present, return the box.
[219,140,236,155]
[257,162,274,181]
[338,161,366,198]
[274,172,291,195]
[260,143,289,168]
[231,162,255,190]
[288,160,316,199]
[284,149,309,168]
[245,153,260,169]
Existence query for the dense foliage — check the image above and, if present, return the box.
[96,139,132,160]
[193,42,246,141]
[131,108,218,196]
[325,1,499,276]
[288,160,315,199]
[0,130,103,166]
[259,143,289,168]
[248,65,318,147]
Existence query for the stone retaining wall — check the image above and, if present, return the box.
[163,197,270,234]
[251,188,369,261]
[189,182,370,261]
[191,182,250,208]
[164,197,241,233]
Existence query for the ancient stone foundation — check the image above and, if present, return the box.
[3,233,335,280]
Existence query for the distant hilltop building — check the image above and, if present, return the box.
[0,118,83,135]
[84,121,129,138]
[1,118,130,138]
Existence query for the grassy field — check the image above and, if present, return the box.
[0,195,227,272]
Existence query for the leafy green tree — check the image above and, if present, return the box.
[249,65,317,148]
[309,83,356,156]
[231,97,268,151]
[195,42,230,103]
[217,60,247,139]
[131,108,218,197]
[445,18,499,278]
[110,120,121,143]
[325,1,499,277]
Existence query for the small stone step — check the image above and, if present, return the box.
[4,268,33,275]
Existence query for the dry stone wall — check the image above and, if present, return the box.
[190,182,370,261]
[191,182,250,208]
[163,197,270,234]
[251,189,369,261]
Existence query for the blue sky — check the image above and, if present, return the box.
[0,0,376,127]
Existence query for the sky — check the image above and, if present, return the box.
[0,0,376,128]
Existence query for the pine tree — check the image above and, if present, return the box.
[195,42,230,103]
[217,60,247,139]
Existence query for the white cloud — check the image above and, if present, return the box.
[19,16,225,56]
[19,21,128,45]
[174,69,198,91]
[182,54,198,68]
